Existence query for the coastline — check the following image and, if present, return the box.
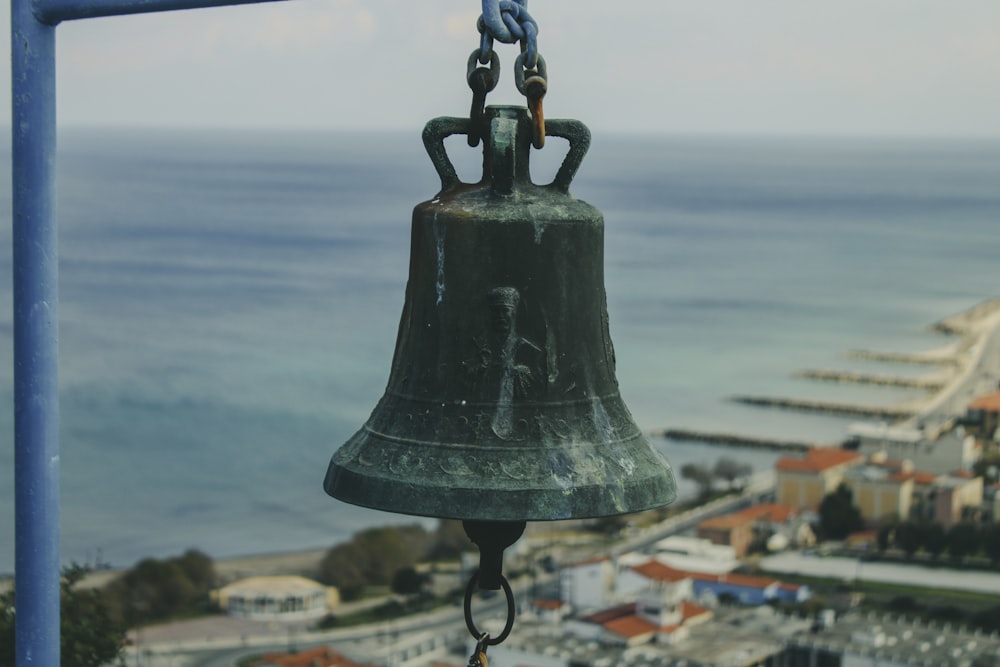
[57,296,1000,592]
[663,296,1000,449]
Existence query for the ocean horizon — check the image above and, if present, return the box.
[2,127,999,575]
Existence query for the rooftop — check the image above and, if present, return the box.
[788,611,1000,667]
[776,448,863,473]
[698,503,797,531]
[970,390,1000,412]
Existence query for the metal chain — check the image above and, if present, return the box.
[469,0,547,147]
[477,0,538,69]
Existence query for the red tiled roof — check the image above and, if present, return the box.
[699,503,797,530]
[970,390,1000,412]
[630,560,691,583]
[257,648,376,667]
[776,448,863,473]
[680,600,711,620]
[569,555,610,568]
[689,571,778,589]
[582,603,637,625]
[604,615,658,639]
[893,470,938,485]
[533,598,565,611]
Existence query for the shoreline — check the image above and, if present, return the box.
[661,296,1000,446]
[18,297,1000,589]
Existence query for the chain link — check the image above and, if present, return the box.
[477,0,538,69]
[467,0,546,147]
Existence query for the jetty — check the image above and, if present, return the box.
[660,429,817,452]
[792,368,945,390]
[844,349,957,365]
[729,395,916,420]
[657,296,1000,448]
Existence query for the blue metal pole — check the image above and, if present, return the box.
[11,0,60,664]
[10,0,286,664]
[36,0,284,24]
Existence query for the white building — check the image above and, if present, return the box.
[560,557,615,612]
[652,535,737,573]
[215,575,337,621]
[847,421,977,474]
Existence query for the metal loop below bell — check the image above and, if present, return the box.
[324,106,677,522]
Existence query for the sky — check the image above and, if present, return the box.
[1,1,999,137]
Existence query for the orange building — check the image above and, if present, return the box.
[776,448,864,510]
[969,389,1000,439]
[255,648,376,667]
[697,503,798,557]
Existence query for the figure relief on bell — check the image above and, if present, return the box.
[462,285,554,439]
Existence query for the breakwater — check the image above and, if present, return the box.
[729,395,916,420]
[660,428,816,452]
[845,349,957,365]
[793,368,945,390]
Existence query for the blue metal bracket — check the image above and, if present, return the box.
[10,0,285,664]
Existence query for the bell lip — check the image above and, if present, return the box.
[323,456,678,523]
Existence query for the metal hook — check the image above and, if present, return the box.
[463,571,515,645]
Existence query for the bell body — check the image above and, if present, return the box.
[325,106,676,521]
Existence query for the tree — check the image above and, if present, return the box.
[1,565,125,667]
[318,524,431,599]
[876,524,894,553]
[101,550,217,625]
[895,521,925,558]
[425,520,473,561]
[946,522,981,562]
[391,567,430,597]
[713,458,752,488]
[318,541,369,600]
[817,483,863,540]
[681,463,713,498]
[923,523,948,560]
[983,523,1000,565]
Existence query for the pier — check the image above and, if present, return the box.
[662,297,1000,452]
[793,368,945,390]
[660,429,818,452]
[729,395,916,420]
[844,349,958,365]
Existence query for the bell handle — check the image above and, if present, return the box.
[422,116,473,193]
[543,119,591,194]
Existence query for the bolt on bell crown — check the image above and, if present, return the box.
[324,106,677,522]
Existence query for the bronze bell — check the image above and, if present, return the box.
[324,106,676,538]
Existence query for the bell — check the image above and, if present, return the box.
[324,106,676,528]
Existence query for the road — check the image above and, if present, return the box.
[759,552,1000,595]
[126,472,777,667]
[905,312,1000,429]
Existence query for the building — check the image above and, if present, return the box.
[652,535,737,572]
[932,471,985,529]
[844,456,915,525]
[968,389,1000,440]
[215,575,337,621]
[620,558,809,608]
[783,610,1000,666]
[567,599,713,648]
[776,448,864,510]
[255,648,375,667]
[560,557,615,612]
[697,503,809,557]
[847,421,978,474]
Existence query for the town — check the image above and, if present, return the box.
[9,303,1000,667]
[116,369,1000,667]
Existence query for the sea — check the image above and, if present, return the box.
[1,127,999,575]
